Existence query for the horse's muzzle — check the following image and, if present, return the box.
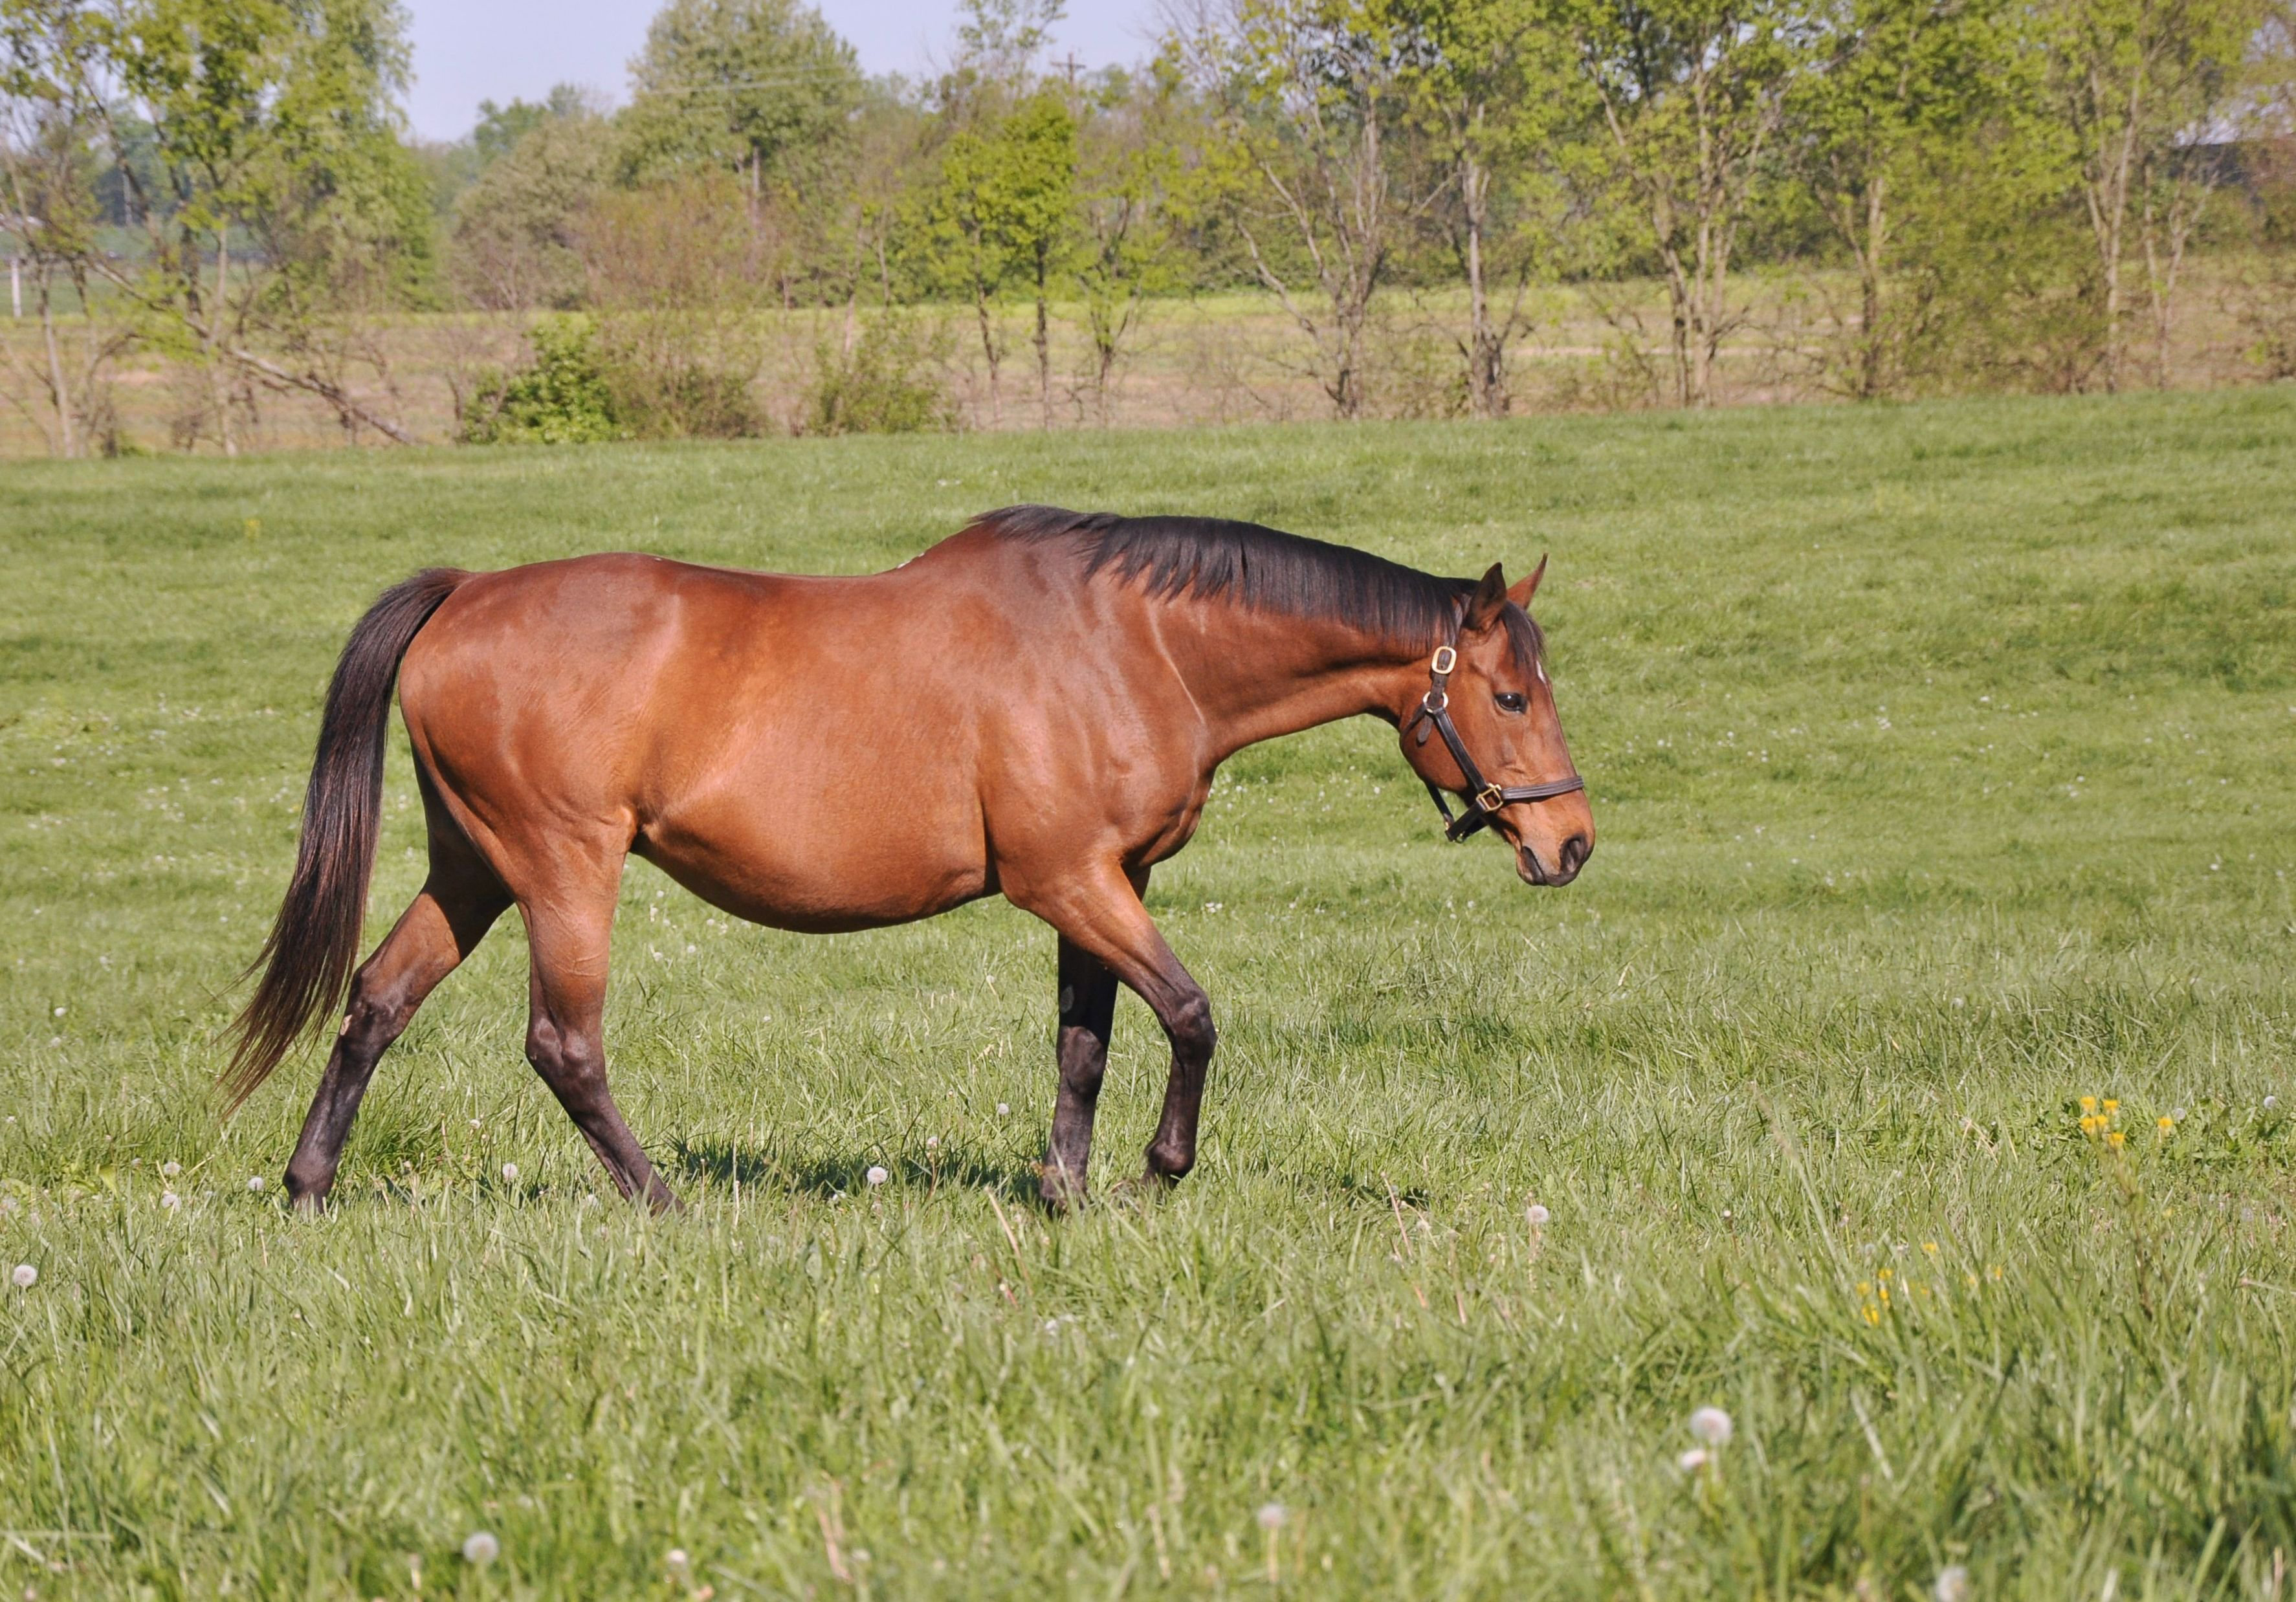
[1517,832,1591,887]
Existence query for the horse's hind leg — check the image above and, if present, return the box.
[284,840,508,1209]
[520,884,679,1212]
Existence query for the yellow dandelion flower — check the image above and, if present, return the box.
[1922,1241,1939,1255]
[1989,1265,2003,1280]
[1965,1272,1979,1289]
[2080,1096,2098,1114]
[2156,1114,2174,1132]
[1858,1281,1873,1296]
[2108,1131,2126,1149]
[1862,1305,1881,1326]
[2102,1099,2119,1113]
[1878,1268,1892,1280]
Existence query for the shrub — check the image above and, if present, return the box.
[458,314,623,444]
[804,316,956,435]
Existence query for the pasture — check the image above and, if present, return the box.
[1,390,2293,1598]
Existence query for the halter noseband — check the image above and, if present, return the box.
[1404,642,1585,843]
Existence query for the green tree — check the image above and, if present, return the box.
[1179,0,1433,419]
[913,90,1076,426]
[1784,0,2024,397]
[449,106,613,309]
[78,0,431,446]
[1567,0,1802,406]
[1404,0,1590,415]
[2038,0,2271,388]
[617,0,861,202]
[0,0,132,454]
[1071,63,1186,423]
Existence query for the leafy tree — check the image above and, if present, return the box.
[1404,0,1589,415]
[0,0,132,454]
[617,0,861,201]
[449,107,613,310]
[2038,0,2270,388]
[1783,0,2025,396]
[1567,0,1801,406]
[1180,0,1435,419]
[74,0,432,446]
[1071,62,1186,422]
[912,90,1076,426]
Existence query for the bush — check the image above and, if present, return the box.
[804,316,956,435]
[458,314,623,444]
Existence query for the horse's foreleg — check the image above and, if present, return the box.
[1021,864,1215,1198]
[520,888,680,1213]
[284,859,507,1210]
[1042,936,1120,1210]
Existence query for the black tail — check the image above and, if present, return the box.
[224,568,469,1108]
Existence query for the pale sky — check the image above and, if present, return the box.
[401,0,1168,142]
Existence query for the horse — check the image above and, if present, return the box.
[227,507,1594,1212]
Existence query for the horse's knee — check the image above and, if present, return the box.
[526,1017,606,1099]
[1167,989,1215,1060]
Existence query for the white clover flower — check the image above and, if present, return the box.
[246,1176,265,1193]
[1256,1503,1286,1530]
[1688,1407,1733,1446]
[995,1103,1010,1116]
[866,1165,889,1187]
[501,1163,518,1183]
[10,1264,35,1289]
[1527,1203,1551,1227]
[1677,1448,1710,1473]
[461,1530,499,1565]
[1934,1564,1970,1602]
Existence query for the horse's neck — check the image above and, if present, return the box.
[1169,609,1428,763]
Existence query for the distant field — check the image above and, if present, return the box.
[1,391,2293,1597]
[1,265,2283,455]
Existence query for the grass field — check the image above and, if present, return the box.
[2,390,2293,1598]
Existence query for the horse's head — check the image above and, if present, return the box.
[1400,559,1595,887]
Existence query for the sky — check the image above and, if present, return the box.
[401,0,1169,143]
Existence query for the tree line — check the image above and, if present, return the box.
[3,0,2291,452]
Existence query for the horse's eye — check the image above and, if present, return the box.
[1496,692,1527,714]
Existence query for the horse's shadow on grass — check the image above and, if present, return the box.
[670,1136,1042,1206]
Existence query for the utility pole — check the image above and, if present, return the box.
[9,256,18,320]
[1055,52,1084,88]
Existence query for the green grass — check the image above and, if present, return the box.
[2,390,2294,1599]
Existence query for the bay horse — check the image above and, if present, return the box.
[228,507,1593,1212]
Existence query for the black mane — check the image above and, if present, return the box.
[971,505,1543,662]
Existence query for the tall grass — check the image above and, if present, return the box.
[1,390,2292,1597]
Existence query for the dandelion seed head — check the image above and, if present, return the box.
[2266,1095,2279,1111]
[160,1161,180,1178]
[9,1264,34,1289]
[1688,1406,1733,1446]
[246,1176,265,1193]
[1256,1502,1286,1530]
[925,1136,940,1150]
[1677,1448,1710,1473]
[866,1165,889,1187]
[501,1163,518,1183]
[995,1103,1010,1116]
[461,1531,499,1566]
[161,1191,180,1211]
[1527,1203,1551,1227]
[667,1548,690,1570]
[1934,1564,1970,1602]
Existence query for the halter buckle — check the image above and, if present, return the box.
[1430,646,1457,675]
[1422,687,1448,715]
[1474,784,1506,813]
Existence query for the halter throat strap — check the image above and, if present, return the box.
[1404,641,1585,843]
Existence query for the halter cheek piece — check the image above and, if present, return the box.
[1404,642,1586,843]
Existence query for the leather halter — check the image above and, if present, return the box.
[1404,642,1586,843]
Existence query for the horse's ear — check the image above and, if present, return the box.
[1508,554,1548,608]
[1464,564,1508,632]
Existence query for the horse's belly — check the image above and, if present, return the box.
[634,790,991,934]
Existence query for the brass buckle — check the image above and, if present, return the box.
[1474,784,1505,813]
[1430,646,1457,675]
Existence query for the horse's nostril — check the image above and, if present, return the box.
[1560,833,1591,873]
